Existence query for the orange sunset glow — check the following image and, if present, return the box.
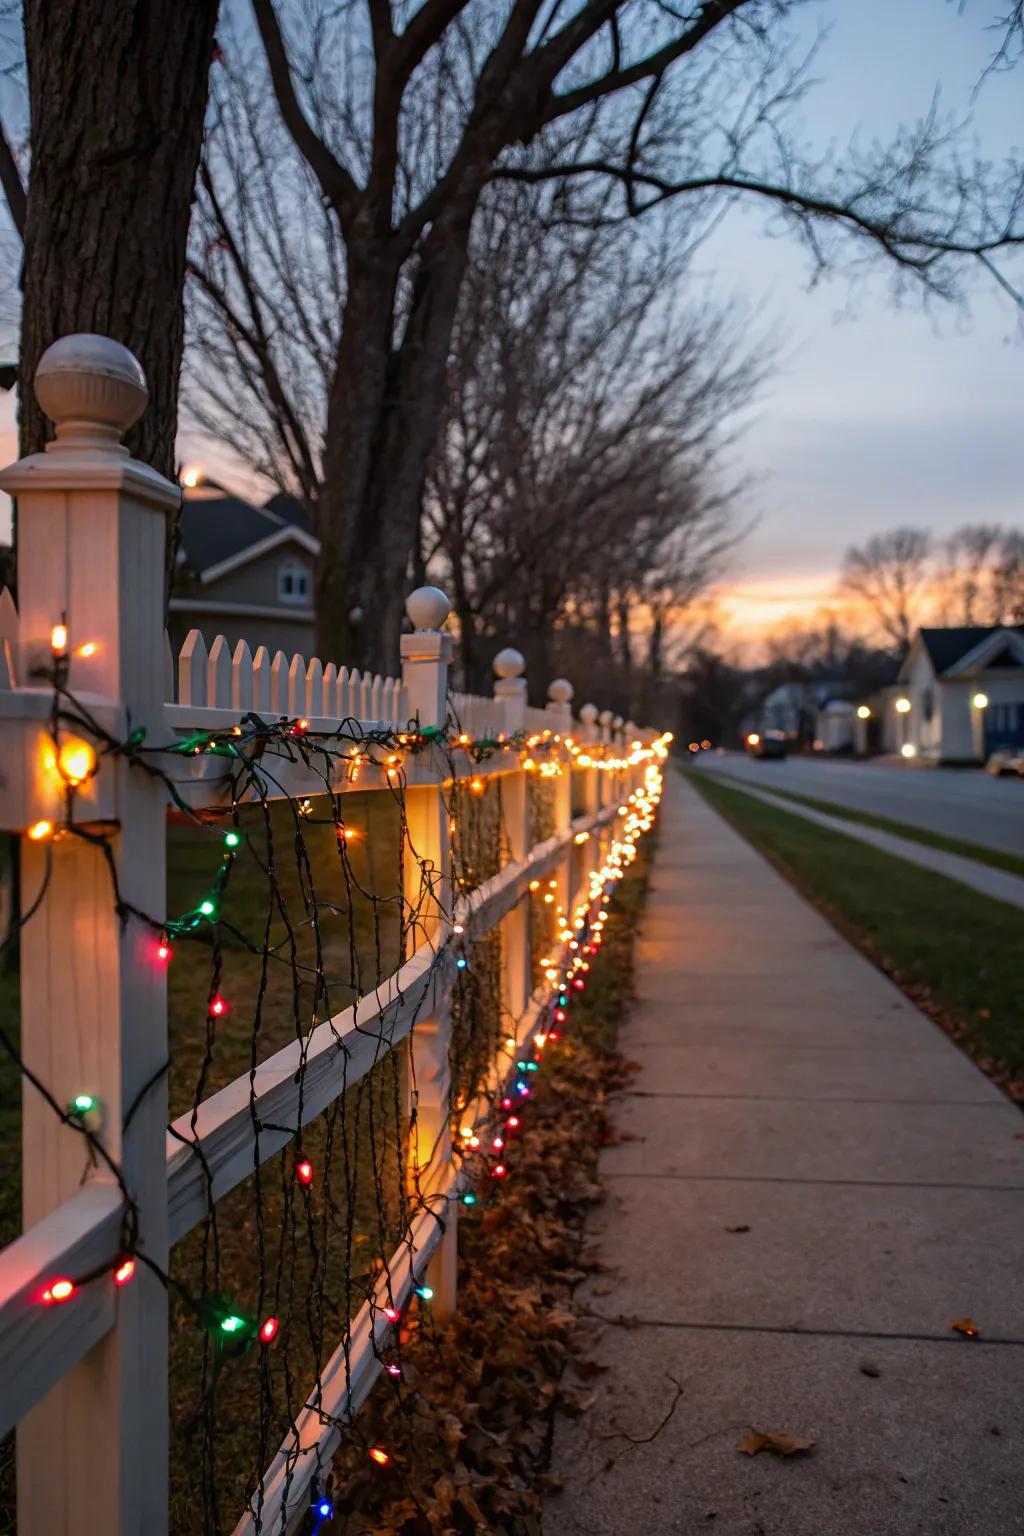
[714,571,868,647]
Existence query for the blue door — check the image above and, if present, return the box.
[986,701,1024,751]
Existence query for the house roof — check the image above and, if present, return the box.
[177,483,317,577]
[263,490,313,532]
[917,626,1024,674]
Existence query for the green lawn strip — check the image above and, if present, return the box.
[688,772,1024,1081]
[698,767,1024,880]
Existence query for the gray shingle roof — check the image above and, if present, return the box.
[177,485,313,575]
[919,626,1024,674]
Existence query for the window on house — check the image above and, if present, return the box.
[278,557,310,605]
[922,687,934,723]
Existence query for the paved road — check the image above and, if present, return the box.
[689,750,1024,855]
[545,775,1024,1536]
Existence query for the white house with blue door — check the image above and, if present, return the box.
[882,625,1024,763]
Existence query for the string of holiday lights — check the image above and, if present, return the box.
[4,620,669,1531]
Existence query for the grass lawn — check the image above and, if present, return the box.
[688,771,1024,1087]
[701,768,1024,881]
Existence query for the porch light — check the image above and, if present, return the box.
[895,697,911,714]
[900,743,917,758]
[856,705,871,720]
[972,692,989,710]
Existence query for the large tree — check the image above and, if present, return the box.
[233,0,1023,674]
[6,0,219,480]
[938,522,1024,626]
[423,177,753,695]
[839,527,933,651]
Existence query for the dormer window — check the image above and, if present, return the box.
[278,557,310,605]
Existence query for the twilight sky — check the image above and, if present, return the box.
[703,0,1022,645]
[1,0,1021,652]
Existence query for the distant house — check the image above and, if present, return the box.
[871,625,1024,763]
[813,698,856,753]
[751,680,852,749]
[759,681,814,739]
[168,481,318,660]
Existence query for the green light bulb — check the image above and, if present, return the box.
[220,1314,245,1334]
[199,899,215,918]
[71,1093,95,1115]
[224,831,240,849]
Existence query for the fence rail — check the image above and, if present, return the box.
[0,334,664,1535]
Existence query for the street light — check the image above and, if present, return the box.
[856,705,871,720]
[895,697,911,714]
[972,691,989,710]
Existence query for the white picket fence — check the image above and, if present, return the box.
[0,335,657,1535]
[171,628,408,724]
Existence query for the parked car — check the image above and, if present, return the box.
[985,750,1024,778]
[745,730,787,760]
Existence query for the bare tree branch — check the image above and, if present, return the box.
[0,116,25,237]
[251,0,361,218]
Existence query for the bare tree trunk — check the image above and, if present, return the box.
[20,0,218,476]
[315,208,476,675]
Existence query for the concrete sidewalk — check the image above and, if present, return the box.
[544,772,1024,1536]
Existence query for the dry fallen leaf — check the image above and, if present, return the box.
[737,1429,815,1458]
[950,1317,980,1338]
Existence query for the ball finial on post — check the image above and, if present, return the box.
[547,678,574,705]
[579,703,599,725]
[405,586,450,633]
[493,647,525,680]
[34,334,148,450]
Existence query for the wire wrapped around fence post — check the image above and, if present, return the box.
[494,649,531,1031]
[400,587,458,1314]
[0,334,178,1535]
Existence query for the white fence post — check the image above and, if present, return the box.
[400,587,456,1312]
[578,702,600,817]
[0,336,176,1534]
[547,678,574,916]
[493,649,530,1030]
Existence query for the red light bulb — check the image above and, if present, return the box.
[155,940,172,966]
[114,1258,135,1287]
[42,1277,76,1305]
[501,1096,513,1110]
[383,1305,400,1323]
[296,1157,313,1186]
[491,1163,507,1178]
[260,1316,279,1343]
[506,1115,520,1130]
[209,994,228,1017]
